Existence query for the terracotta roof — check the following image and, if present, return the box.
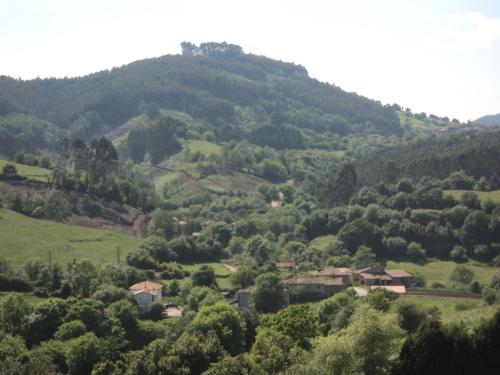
[353,267,373,274]
[310,267,349,277]
[129,281,163,291]
[284,276,344,286]
[359,273,392,281]
[371,285,406,294]
[385,269,412,278]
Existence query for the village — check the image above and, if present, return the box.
[127,264,414,315]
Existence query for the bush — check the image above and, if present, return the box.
[431,282,445,289]
[406,242,426,263]
[410,273,426,288]
[158,262,186,280]
[450,245,468,263]
[149,302,164,321]
[0,274,32,292]
[2,163,17,176]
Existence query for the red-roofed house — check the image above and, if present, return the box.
[352,266,412,287]
[129,281,163,314]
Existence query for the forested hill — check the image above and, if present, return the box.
[355,128,500,185]
[0,42,401,147]
[475,113,500,126]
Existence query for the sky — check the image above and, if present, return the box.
[1,0,499,121]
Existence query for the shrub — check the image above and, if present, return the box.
[450,245,468,263]
[2,163,17,176]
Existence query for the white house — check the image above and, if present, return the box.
[129,281,163,314]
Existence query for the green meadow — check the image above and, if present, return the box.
[0,209,141,269]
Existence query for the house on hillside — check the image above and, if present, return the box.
[351,266,412,287]
[129,281,163,314]
[309,267,352,284]
[284,276,347,300]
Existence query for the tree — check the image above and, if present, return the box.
[450,265,474,284]
[305,304,404,375]
[352,245,376,269]
[66,333,102,375]
[0,293,32,335]
[187,302,245,355]
[2,163,17,176]
[230,266,256,289]
[252,273,285,313]
[262,305,318,349]
[55,320,87,340]
[127,128,146,163]
[147,209,180,240]
[249,327,296,374]
[108,300,138,332]
[406,242,426,263]
[67,260,99,298]
[461,211,491,246]
[460,192,481,210]
[397,303,428,333]
[26,298,69,345]
[192,265,218,288]
[450,245,468,262]
[65,298,107,336]
[334,163,357,205]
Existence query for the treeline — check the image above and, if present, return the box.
[356,129,500,185]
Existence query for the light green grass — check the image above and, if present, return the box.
[0,209,141,269]
[310,235,337,250]
[386,259,499,287]
[181,262,232,277]
[186,140,222,157]
[0,159,51,182]
[395,294,499,326]
[444,190,500,203]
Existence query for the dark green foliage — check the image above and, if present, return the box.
[262,305,318,349]
[2,163,17,175]
[192,265,218,288]
[249,124,304,150]
[356,130,500,185]
[252,273,286,313]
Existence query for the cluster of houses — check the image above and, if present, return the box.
[128,265,412,314]
[237,265,412,309]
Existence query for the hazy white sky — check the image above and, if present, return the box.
[1,0,499,121]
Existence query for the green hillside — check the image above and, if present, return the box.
[0,208,141,268]
[0,158,51,182]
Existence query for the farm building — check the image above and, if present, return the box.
[351,266,412,287]
[284,276,347,299]
[129,280,163,314]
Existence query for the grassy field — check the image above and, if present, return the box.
[0,159,52,182]
[0,209,141,269]
[444,189,500,203]
[395,294,499,326]
[386,259,499,287]
[186,140,222,157]
[310,235,337,250]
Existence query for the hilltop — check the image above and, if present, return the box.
[475,113,500,127]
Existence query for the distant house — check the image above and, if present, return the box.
[236,287,253,310]
[351,266,412,287]
[129,281,163,314]
[309,267,352,284]
[284,276,346,299]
